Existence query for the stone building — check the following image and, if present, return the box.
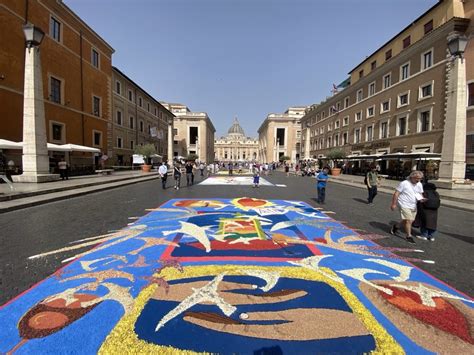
[301,0,473,180]
[258,107,307,163]
[0,0,114,168]
[111,67,174,165]
[214,118,259,162]
[161,103,215,163]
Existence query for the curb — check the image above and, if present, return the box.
[329,178,474,213]
[0,175,160,214]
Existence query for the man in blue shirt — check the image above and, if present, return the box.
[316,167,329,204]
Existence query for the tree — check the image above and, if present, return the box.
[186,153,199,161]
[279,155,291,162]
[326,148,346,168]
[134,144,156,164]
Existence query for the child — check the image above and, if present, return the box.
[416,182,440,241]
[316,167,329,204]
[253,168,260,188]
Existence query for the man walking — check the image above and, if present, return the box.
[185,162,194,186]
[173,163,182,190]
[365,165,380,204]
[316,167,329,204]
[390,171,425,244]
[158,162,168,189]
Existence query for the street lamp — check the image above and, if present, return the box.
[447,33,468,59]
[13,23,59,183]
[438,31,469,189]
[23,23,45,49]
[167,116,174,167]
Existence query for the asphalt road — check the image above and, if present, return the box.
[1,172,473,305]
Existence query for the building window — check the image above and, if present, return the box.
[381,100,391,113]
[140,120,144,132]
[344,97,350,108]
[356,89,363,102]
[371,60,377,71]
[93,131,102,146]
[367,106,375,118]
[116,81,121,94]
[128,90,133,101]
[91,49,99,68]
[130,140,134,150]
[50,17,61,42]
[383,73,391,89]
[397,116,407,136]
[398,92,410,107]
[368,82,376,96]
[385,49,392,61]
[419,82,433,100]
[50,76,62,103]
[129,116,134,129]
[422,49,433,70]
[380,121,388,139]
[403,36,411,48]
[93,96,101,116]
[190,126,199,144]
[419,110,431,132]
[335,120,340,129]
[154,107,157,116]
[117,137,122,148]
[468,82,474,107]
[354,128,361,143]
[342,132,348,145]
[359,69,364,79]
[138,97,142,107]
[147,103,150,112]
[327,123,332,132]
[424,19,433,35]
[116,110,122,125]
[336,102,341,111]
[52,123,63,141]
[355,111,362,122]
[322,111,326,118]
[400,62,410,80]
[343,116,349,126]
[334,134,339,147]
[366,125,373,141]
[276,128,285,145]
[467,134,474,154]
[320,127,324,134]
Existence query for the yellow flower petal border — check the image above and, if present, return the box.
[99,265,403,355]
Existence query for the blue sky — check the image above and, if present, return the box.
[66,0,437,137]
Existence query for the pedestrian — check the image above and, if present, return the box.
[228,162,233,175]
[285,164,290,177]
[199,162,205,176]
[390,171,425,244]
[253,167,260,188]
[158,161,168,189]
[58,158,68,180]
[414,182,440,241]
[185,161,194,186]
[365,164,380,204]
[316,167,329,204]
[173,163,182,190]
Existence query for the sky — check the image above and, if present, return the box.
[66,0,438,137]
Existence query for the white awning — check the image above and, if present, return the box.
[60,144,101,153]
[0,139,23,150]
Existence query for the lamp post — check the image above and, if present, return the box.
[167,116,174,168]
[13,24,59,183]
[437,32,469,189]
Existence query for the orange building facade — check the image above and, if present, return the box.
[0,0,114,170]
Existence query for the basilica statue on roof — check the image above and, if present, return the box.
[214,118,259,162]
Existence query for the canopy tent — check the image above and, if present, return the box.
[0,139,23,150]
[0,141,99,153]
[380,151,441,160]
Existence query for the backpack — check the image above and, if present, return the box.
[423,190,440,209]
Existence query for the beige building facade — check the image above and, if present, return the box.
[301,0,473,171]
[112,67,174,165]
[258,107,307,163]
[214,118,259,162]
[162,103,215,163]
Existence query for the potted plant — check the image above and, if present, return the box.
[279,155,290,163]
[326,148,346,176]
[186,153,199,162]
[134,144,156,172]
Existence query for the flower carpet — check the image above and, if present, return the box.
[1,198,473,354]
[198,176,275,186]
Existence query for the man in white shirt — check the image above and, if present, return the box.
[158,162,168,189]
[390,170,425,244]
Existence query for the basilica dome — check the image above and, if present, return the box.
[227,117,245,136]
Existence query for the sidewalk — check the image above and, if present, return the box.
[0,170,161,213]
[329,174,474,212]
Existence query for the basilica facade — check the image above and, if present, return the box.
[214,118,259,162]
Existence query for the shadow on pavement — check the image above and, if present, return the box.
[439,231,474,245]
[353,198,368,204]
